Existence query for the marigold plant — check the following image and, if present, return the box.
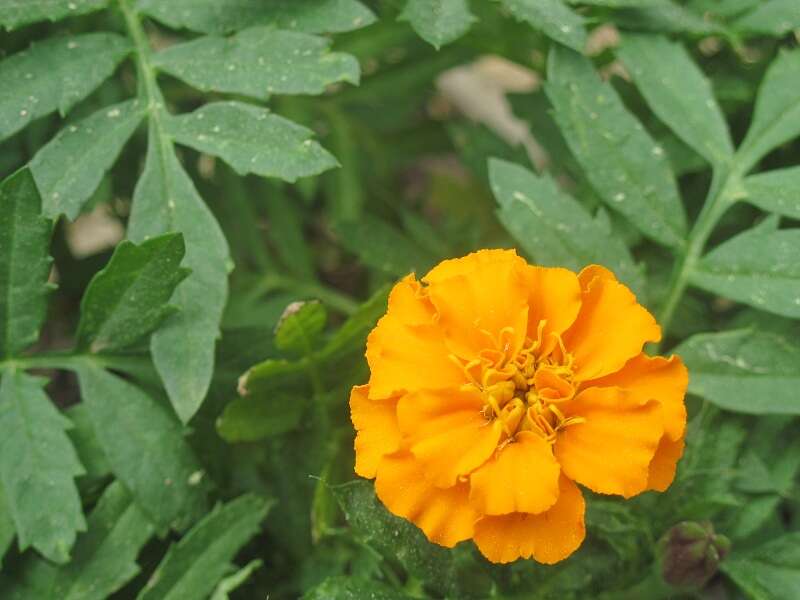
[351,249,688,563]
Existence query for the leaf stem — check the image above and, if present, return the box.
[0,352,155,380]
[258,274,359,316]
[657,164,743,341]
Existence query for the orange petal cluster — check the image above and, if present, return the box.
[350,249,688,564]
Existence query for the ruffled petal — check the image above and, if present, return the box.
[398,388,502,487]
[473,476,585,564]
[587,353,688,441]
[386,274,436,326]
[350,385,401,479]
[563,266,661,381]
[425,251,530,360]
[423,248,525,284]
[375,451,477,547]
[366,315,465,399]
[469,431,561,515]
[647,436,685,492]
[554,386,664,498]
[523,266,582,353]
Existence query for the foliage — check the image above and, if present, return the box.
[0,0,799,598]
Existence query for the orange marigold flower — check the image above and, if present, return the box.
[350,249,688,564]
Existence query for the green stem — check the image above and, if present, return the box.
[657,164,744,341]
[1,352,155,380]
[258,274,359,315]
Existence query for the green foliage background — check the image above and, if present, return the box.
[0,0,799,598]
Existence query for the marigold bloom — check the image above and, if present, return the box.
[350,249,688,564]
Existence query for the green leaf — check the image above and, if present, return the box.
[65,404,110,482]
[546,46,687,247]
[733,0,800,37]
[0,168,52,359]
[743,167,800,219]
[399,0,476,49]
[721,532,800,600]
[0,33,131,141]
[165,101,337,182]
[318,285,390,361]
[332,481,456,593]
[489,159,644,294]
[51,482,154,600]
[304,576,414,600]
[611,2,725,35]
[77,364,209,532]
[0,369,85,564]
[210,560,262,600]
[617,33,733,167]
[570,0,664,5]
[76,233,189,353]
[137,0,376,35]
[136,494,271,600]
[217,393,305,443]
[497,0,586,51]
[128,127,230,423]
[335,215,437,277]
[674,329,800,414]
[31,99,145,220]
[152,27,360,99]
[0,0,107,30]
[275,301,327,355]
[689,227,800,318]
[0,485,14,568]
[738,49,800,171]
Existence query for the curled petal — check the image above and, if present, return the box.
[469,431,561,515]
[564,267,661,381]
[398,388,502,487]
[386,274,436,326]
[473,476,585,564]
[375,452,477,547]
[647,436,685,492]
[423,248,525,284]
[555,386,663,498]
[350,385,401,479]
[523,266,582,354]
[588,353,688,441]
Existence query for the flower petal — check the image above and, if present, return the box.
[423,248,525,284]
[398,388,502,487]
[469,431,561,515]
[524,266,582,351]
[426,257,529,360]
[350,385,401,479]
[647,436,685,492]
[587,353,688,441]
[563,267,661,381]
[375,451,477,547]
[555,386,664,498]
[366,315,465,399]
[386,274,436,326]
[473,476,585,564]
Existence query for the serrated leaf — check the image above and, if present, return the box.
[31,99,145,220]
[489,159,644,294]
[742,167,800,219]
[217,393,305,443]
[275,301,327,355]
[77,364,209,532]
[498,0,586,51]
[165,101,337,182]
[721,532,800,599]
[65,404,110,482]
[689,227,800,318]
[137,0,376,35]
[304,576,415,600]
[76,233,189,353]
[152,27,360,99]
[738,49,800,171]
[332,481,456,594]
[0,485,13,568]
[733,0,800,37]
[136,494,271,600]
[674,329,800,414]
[399,0,476,49]
[0,369,85,564]
[128,127,230,423]
[0,33,131,141]
[546,46,687,247]
[0,0,107,30]
[0,169,52,359]
[617,33,733,167]
[210,560,262,600]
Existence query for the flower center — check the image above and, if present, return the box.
[451,322,585,444]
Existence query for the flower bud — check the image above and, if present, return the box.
[658,521,731,590]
